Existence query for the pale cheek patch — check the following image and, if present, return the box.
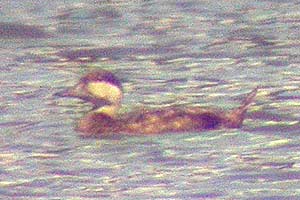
[87,81,122,104]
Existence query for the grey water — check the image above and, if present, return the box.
[1,0,300,199]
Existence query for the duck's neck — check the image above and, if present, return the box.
[93,104,121,118]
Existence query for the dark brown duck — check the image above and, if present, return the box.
[56,70,257,137]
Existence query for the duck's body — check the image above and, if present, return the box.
[76,106,246,136]
[56,70,257,137]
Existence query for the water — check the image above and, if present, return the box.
[1,0,300,199]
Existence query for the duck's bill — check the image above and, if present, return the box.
[54,83,87,98]
[54,86,83,98]
[54,88,74,97]
[54,83,111,108]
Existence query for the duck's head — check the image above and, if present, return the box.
[55,70,123,117]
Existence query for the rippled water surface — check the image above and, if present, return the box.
[1,0,300,199]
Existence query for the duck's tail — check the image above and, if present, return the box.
[225,87,258,128]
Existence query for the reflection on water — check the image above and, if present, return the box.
[1,0,300,199]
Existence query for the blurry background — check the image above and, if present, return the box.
[1,0,300,199]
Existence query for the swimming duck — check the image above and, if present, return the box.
[55,70,257,137]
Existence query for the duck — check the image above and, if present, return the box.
[55,69,258,137]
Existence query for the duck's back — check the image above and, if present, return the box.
[120,107,223,134]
